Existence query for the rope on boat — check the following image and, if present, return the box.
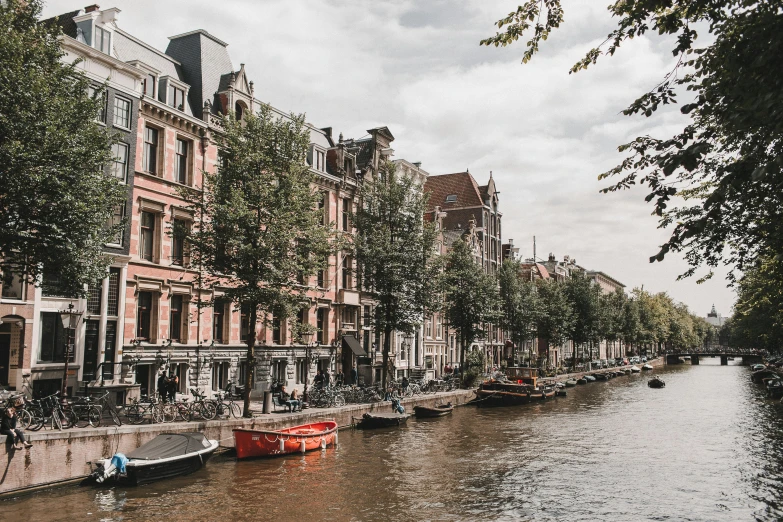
[468,391,502,404]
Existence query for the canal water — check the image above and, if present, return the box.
[5,360,783,521]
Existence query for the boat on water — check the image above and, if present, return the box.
[476,367,558,406]
[766,379,783,399]
[564,379,578,387]
[648,376,666,388]
[584,375,596,382]
[88,432,218,486]
[233,421,337,459]
[576,378,587,385]
[413,403,453,418]
[630,366,641,373]
[356,412,410,429]
[642,364,654,371]
[751,364,766,372]
[752,369,780,384]
[555,388,567,397]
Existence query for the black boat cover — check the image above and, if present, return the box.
[127,433,211,460]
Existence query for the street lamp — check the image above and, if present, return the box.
[59,303,83,402]
[404,333,414,376]
[301,331,314,402]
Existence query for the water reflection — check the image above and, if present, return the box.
[5,362,783,521]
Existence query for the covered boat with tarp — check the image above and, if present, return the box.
[88,432,219,486]
[413,402,454,418]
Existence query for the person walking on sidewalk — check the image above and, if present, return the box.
[1,407,31,450]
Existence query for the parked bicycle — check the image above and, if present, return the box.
[213,392,242,419]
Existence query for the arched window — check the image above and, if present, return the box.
[235,100,248,121]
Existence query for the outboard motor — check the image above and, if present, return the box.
[91,453,127,483]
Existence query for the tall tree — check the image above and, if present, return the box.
[730,256,783,352]
[535,278,574,368]
[353,160,438,390]
[482,1,783,282]
[599,288,627,360]
[441,238,500,375]
[182,107,335,417]
[564,272,603,368]
[0,0,126,296]
[498,259,541,365]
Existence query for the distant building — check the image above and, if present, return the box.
[706,305,726,328]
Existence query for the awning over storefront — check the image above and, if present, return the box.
[342,335,367,357]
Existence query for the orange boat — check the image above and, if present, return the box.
[233,421,338,459]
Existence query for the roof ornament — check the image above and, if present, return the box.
[339,132,343,143]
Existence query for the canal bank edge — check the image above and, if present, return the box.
[0,389,475,498]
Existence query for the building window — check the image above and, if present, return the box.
[213,301,225,343]
[170,294,183,342]
[240,303,252,343]
[342,198,351,231]
[316,150,325,171]
[137,291,153,341]
[1,270,24,300]
[318,192,328,225]
[143,74,156,97]
[171,218,189,266]
[436,316,443,340]
[89,87,107,123]
[107,268,120,316]
[143,126,159,174]
[113,96,130,129]
[87,281,101,315]
[175,138,189,184]
[94,25,111,54]
[296,359,306,385]
[108,203,125,246]
[271,359,286,384]
[342,307,355,327]
[316,308,327,345]
[111,142,129,182]
[39,312,73,363]
[317,266,326,288]
[445,194,457,203]
[140,211,156,261]
[103,321,117,379]
[272,314,282,344]
[212,361,229,391]
[342,256,352,290]
[168,85,185,111]
[363,305,371,327]
[425,317,433,339]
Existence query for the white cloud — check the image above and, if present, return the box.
[40,0,734,316]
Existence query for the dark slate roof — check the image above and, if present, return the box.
[114,29,183,80]
[345,138,373,169]
[424,172,484,212]
[165,30,233,119]
[42,10,81,38]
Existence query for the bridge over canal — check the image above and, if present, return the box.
[666,352,763,366]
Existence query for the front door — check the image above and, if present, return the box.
[83,320,100,382]
[0,333,10,386]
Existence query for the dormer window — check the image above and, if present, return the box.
[143,74,156,97]
[445,194,457,203]
[235,101,248,121]
[168,85,185,111]
[94,25,111,54]
[316,150,325,171]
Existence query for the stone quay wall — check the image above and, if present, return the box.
[0,389,475,497]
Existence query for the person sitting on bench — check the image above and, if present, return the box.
[280,386,300,412]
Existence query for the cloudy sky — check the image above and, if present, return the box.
[42,0,734,317]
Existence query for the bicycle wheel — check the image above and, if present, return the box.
[52,410,63,431]
[229,402,241,418]
[199,401,217,420]
[17,409,33,430]
[27,407,44,431]
[107,406,122,426]
[74,407,90,428]
[151,405,164,424]
[88,405,102,427]
[126,404,145,425]
[333,394,346,408]
[161,404,176,423]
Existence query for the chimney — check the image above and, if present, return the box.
[85,4,100,12]
[413,162,421,168]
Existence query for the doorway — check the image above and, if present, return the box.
[0,327,10,386]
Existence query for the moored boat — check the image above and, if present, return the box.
[88,432,218,486]
[593,373,607,381]
[630,366,641,373]
[413,403,454,418]
[564,379,577,387]
[576,378,587,385]
[642,364,653,371]
[648,376,665,388]
[476,367,559,406]
[751,364,766,372]
[233,421,337,459]
[766,379,783,399]
[584,375,596,382]
[356,412,410,429]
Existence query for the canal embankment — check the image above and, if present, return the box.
[544,357,665,383]
[0,388,475,497]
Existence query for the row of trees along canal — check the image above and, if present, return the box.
[480,1,783,355]
[0,1,725,420]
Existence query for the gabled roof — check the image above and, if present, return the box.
[424,172,484,211]
[114,29,184,84]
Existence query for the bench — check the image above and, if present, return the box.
[272,394,301,413]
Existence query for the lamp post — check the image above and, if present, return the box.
[301,331,314,402]
[404,333,414,377]
[59,303,83,402]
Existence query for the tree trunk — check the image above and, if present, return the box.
[382,326,392,391]
[242,306,258,418]
[459,330,466,386]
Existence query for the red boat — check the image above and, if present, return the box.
[233,420,338,459]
